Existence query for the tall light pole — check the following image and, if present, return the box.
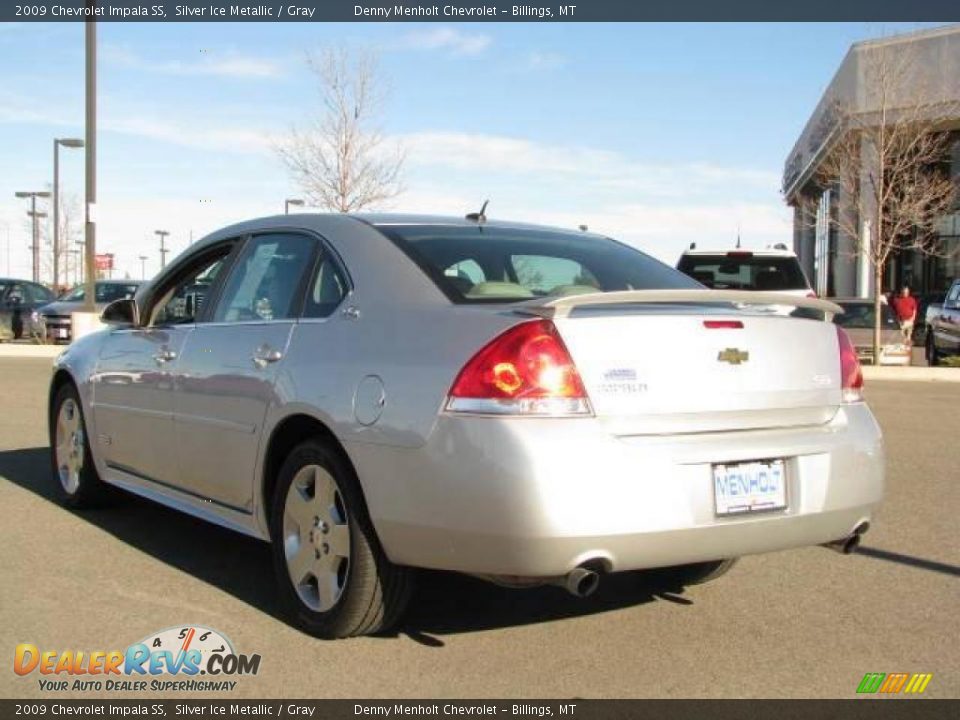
[285,198,304,214]
[138,254,148,280]
[15,191,51,283]
[83,8,97,312]
[155,230,169,268]
[53,137,84,293]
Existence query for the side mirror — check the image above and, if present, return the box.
[101,298,139,327]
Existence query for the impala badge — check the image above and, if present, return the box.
[718,348,750,365]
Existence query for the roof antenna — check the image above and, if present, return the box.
[736,223,742,249]
[466,200,489,224]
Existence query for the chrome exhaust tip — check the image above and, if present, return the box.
[563,567,600,597]
[821,521,870,554]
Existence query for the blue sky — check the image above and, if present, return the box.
[0,21,949,281]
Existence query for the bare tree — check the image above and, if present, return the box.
[39,193,81,293]
[276,47,404,213]
[803,38,958,364]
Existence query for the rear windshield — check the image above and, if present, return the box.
[677,253,809,291]
[835,302,900,330]
[378,224,699,303]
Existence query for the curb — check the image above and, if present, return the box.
[0,344,64,359]
[862,366,960,383]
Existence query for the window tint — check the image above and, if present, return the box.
[948,283,960,308]
[151,252,229,326]
[835,303,899,329]
[677,254,810,291]
[213,234,315,322]
[510,255,599,294]
[380,225,698,303]
[27,284,53,304]
[97,283,139,303]
[303,254,348,318]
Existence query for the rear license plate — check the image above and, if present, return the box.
[713,459,787,516]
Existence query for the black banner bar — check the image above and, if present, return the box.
[2,700,959,719]
[4,0,960,23]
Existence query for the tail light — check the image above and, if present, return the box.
[836,326,864,403]
[806,291,818,299]
[446,319,591,416]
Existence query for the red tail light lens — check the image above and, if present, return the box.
[446,320,591,416]
[836,326,864,402]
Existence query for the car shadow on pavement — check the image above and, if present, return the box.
[2,445,696,646]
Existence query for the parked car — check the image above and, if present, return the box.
[49,214,883,638]
[830,298,911,366]
[676,245,814,297]
[37,280,141,343]
[0,278,55,341]
[925,279,960,366]
[914,292,945,347]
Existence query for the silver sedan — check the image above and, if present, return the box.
[48,214,884,638]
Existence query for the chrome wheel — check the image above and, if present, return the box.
[282,464,351,612]
[55,398,85,495]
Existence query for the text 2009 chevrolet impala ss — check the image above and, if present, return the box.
[48,214,883,638]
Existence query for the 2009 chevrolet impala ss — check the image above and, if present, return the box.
[48,214,884,638]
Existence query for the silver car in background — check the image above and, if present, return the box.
[49,214,884,638]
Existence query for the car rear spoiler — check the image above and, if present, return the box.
[516,289,843,320]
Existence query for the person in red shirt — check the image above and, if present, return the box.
[891,286,918,344]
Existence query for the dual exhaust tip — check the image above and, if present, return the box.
[821,521,870,554]
[559,566,601,598]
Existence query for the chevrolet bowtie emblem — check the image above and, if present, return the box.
[717,348,750,365]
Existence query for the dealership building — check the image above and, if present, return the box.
[783,26,960,299]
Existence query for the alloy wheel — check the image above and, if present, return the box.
[282,464,352,612]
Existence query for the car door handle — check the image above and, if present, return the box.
[252,345,283,369]
[153,348,177,364]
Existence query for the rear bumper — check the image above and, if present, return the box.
[348,403,884,577]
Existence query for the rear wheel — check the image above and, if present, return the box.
[49,383,109,507]
[269,439,412,639]
[926,333,940,366]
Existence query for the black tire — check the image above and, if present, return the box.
[49,382,110,508]
[269,439,413,639]
[654,558,739,587]
[926,333,940,367]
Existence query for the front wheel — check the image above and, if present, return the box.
[49,383,109,507]
[269,439,413,639]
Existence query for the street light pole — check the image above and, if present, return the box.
[285,198,304,214]
[15,191,51,283]
[139,254,147,280]
[155,230,169,268]
[83,8,97,312]
[53,137,84,294]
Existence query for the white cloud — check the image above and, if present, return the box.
[400,131,782,198]
[526,51,566,70]
[102,44,284,79]
[398,28,491,56]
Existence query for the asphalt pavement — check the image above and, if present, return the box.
[1,358,957,698]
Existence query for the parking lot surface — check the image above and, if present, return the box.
[1,357,957,698]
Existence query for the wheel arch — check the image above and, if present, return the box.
[261,413,366,532]
[48,368,78,427]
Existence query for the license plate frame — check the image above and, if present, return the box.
[712,459,787,516]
